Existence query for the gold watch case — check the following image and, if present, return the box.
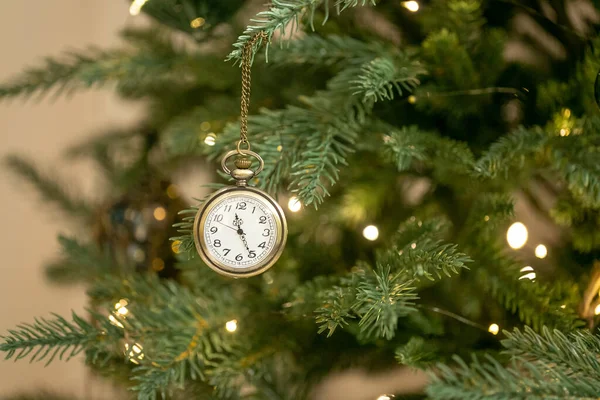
[193,185,288,278]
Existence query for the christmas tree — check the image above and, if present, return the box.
[2,0,600,399]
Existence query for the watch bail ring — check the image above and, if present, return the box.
[221,149,265,177]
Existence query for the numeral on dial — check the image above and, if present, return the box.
[215,214,224,222]
[224,205,232,212]
[248,250,256,258]
[235,254,243,261]
[259,216,267,224]
[258,242,266,249]
[236,202,247,210]
[223,249,231,256]
[262,229,270,237]
[214,239,221,247]
[210,226,217,233]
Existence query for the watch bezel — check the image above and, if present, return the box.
[193,186,288,278]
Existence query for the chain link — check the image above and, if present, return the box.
[238,31,267,154]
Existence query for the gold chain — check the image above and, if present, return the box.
[238,31,267,154]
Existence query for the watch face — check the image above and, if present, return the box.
[194,187,287,277]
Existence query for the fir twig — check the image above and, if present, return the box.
[227,0,377,63]
[4,155,92,221]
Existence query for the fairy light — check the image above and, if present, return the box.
[376,396,392,400]
[595,304,600,316]
[125,343,144,364]
[408,95,417,104]
[519,266,536,280]
[535,244,547,259]
[488,323,500,335]
[287,196,302,212]
[225,319,238,333]
[129,0,148,16]
[506,222,528,249]
[204,133,216,146]
[363,225,379,241]
[560,304,566,309]
[153,206,167,221]
[401,1,419,12]
[108,315,124,329]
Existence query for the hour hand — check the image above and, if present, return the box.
[233,213,244,235]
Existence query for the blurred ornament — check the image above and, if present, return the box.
[93,176,186,278]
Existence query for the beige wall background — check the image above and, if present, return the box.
[0,1,138,398]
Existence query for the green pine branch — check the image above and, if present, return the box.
[269,34,389,66]
[428,328,600,399]
[349,57,424,104]
[4,155,92,221]
[227,0,376,63]
[383,126,475,177]
[475,126,547,178]
[0,312,116,367]
[0,28,192,101]
[353,264,418,340]
[288,96,359,207]
[44,235,119,285]
[395,336,438,368]
[502,326,600,378]
[377,218,471,282]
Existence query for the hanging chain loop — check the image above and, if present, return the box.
[238,31,268,154]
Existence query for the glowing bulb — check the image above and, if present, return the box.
[535,244,547,259]
[408,95,417,104]
[129,0,148,15]
[519,266,536,280]
[114,299,128,309]
[125,343,144,364]
[560,304,566,309]
[506,222,528,249]
[117,306,129,316]
[190,17,205,29]
[225,319,238,333]
[204,133,216,146]
[401,1,419,12]
[595,304,600,316]
[153,206,167,221]
[488,323,500,335]
[363,225,379,241]
[288,196,302,212]
[108,315,124,329]
[377,396,392,400]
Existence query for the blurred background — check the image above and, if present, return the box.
[0,2,137,398]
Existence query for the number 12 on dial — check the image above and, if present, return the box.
[193,186,287,278]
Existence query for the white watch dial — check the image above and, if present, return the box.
[203,195,278,269]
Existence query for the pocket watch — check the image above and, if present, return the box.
[193,31,287,278]
[193,150,287,278]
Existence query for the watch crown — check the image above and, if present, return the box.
[234,157,252,170]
